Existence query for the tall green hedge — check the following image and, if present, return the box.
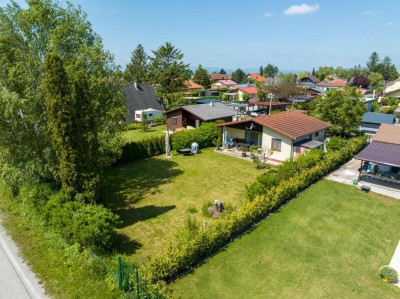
[142,136,367,283]
[115,123,218,165]
[115,137,166,166]
[171,122,218,151]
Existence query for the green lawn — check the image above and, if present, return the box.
[123,124,166,143]
[172,180,400,299]
[104,148,262,264]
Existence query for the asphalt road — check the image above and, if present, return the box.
[0,223,47,299]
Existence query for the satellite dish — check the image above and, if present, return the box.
[246,123,255,130]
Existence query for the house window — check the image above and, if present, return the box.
[172,117,177,125]
[148,113,153,118]
[271,138,281,151]
[136,114,141,119]
[314,131,319,137]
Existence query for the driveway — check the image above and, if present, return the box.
[0,222,48,299]
[326,158,400,199]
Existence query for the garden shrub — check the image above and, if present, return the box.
[326,136,346,152]
[142,136,367,283]
[379,265,398,283]
[19,184,119,250]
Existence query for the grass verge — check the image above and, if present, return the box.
[172,180,400,298]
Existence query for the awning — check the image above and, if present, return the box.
[293,140,323,149]
[355,141,400,167]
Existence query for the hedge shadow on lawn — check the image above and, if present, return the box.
[113,232,143,255]
[104,157,183,225]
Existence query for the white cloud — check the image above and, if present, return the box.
[264,12,275,17]
[361,10,380,15]
[284,4,320,16]
[386,22,396,28]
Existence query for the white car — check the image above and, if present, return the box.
[250,112,259,117]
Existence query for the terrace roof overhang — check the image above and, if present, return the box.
[355,141,400,167]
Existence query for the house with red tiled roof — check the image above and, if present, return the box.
[212,79,238,89]
[218,110,331,162]
[247,73,268,83]
[316,78,347,91]
[210,73,232,83]
[238,86,257,101]
[185,80,204,91]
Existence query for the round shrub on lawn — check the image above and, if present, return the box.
[379,265,398,283]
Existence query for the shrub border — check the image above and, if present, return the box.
[141,137,368,283]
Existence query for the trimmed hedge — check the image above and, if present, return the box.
[142,136,367,283]
[115,136,166,165]
[171,122,218,151]
[115,123,219,165]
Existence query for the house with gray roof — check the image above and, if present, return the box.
[165,102,236,131]
[122,83,164,123]
[359,112,395,135]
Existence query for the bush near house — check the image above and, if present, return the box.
[379,265,398,283]
[115,137,166,165]
[142,136,367,283]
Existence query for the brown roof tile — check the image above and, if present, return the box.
[210,74,232,81]
[373,124,400,145]
[219,110,331,140]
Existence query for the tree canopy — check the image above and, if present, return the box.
[231,68,247,83]
[124,43,149,83]
[263,64,279,77]
[314,86,366,136]
[192,64,211,89]
[149,42,190,106]
[0,0,125,192]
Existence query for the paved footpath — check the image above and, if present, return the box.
[0,222,48,299]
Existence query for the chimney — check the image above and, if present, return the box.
[209,101,214,107]
[134,82,138,90]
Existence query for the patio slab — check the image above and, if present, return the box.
[325,158,400,199]
[214,149,282,166]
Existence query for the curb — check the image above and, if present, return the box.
[0,222,48,299]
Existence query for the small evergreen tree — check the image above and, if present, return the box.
[219,68,227,74]
[140,112,148,132]
[232,68,246,83]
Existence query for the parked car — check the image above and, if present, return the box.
[250,112,259,117]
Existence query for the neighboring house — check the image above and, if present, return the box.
[134,108,163,122]
[247,73,268,83]
[383,77,400,98]
[219,110,331,163]
[123,83,164,123]
[238,86,257,101]
[210,73,232,83]
[184,80,204,93]
[212,79,238,89]
[165,102,236,131]
[363,96,377,112]
[355,124,400,188]
[247,98,291,114]
[298,75,320,88]
[306,87,324,97]
[395,104,400,124]
[316,78,347,91]
[360,112,395,135]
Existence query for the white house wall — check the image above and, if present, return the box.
[262,127,293,161]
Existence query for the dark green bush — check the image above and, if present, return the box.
[142,136,367,283]
[326,136,346,152]
[379,265,398,283]
[171,122,218,151]
[115,136,165,165]
[20,184,119,250]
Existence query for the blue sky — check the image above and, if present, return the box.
[10,0,400,72]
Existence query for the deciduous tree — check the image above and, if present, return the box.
[368,72,384,91]
[349,75,370,88]
[0,0,126,190]
[315,86,366,136]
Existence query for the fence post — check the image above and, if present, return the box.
[136,269,140,299]
[118,256,123,290]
